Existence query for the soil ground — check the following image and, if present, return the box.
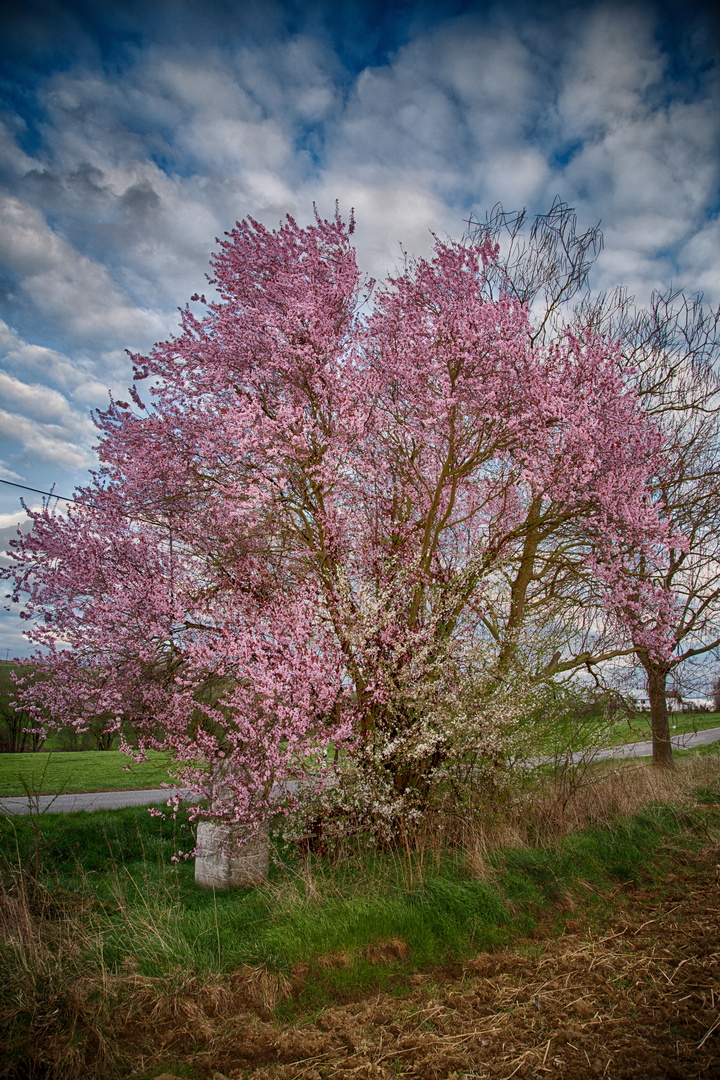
[142,841,720,1080]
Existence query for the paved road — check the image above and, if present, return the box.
[2,727,720,815]
[580,725,720,762]
[0,786,195,815]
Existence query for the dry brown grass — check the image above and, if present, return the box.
[450,754,720,875]
[0,871,257,1080]
[199,844,720,1080]
[0,871,120,1079]
[524,754,720,839]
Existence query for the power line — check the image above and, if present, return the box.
[0,477,167,525]
[0,479,74,502]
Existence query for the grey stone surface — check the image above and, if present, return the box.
[194,820,269,888]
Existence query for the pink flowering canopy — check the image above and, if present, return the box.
[5,207,674,830]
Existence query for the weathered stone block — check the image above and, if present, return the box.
[194,820,269,889]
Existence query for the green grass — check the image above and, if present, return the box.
[0,805,512,985]
[3,765,720,1009]
[1,713,718,797]
[671,741,720,760]
[3,758,720,1080]
[0,659,26,694]
[0,749,176,796]
[600,710,719,748]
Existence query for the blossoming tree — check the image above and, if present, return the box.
[607,288,720,767]
[5,208,673,832]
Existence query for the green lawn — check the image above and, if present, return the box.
[0,749,176,797]
[600,710,719,748]
[2,759,720,1034]
[2,712,719,798]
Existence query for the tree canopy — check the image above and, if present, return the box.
[5,207,681,830]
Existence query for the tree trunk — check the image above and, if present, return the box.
[497,497,542,672]
[641,658,674,769]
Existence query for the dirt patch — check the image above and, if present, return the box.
[158,845,720,1080]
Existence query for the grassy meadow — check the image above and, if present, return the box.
[0,748,176,797]
[0,711,718,799]
[2,655,719,1078]
[2,750,720,1079]
[600,708,720,747]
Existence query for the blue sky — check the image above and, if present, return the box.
[0,0,719,656]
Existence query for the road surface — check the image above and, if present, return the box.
[582,725,720,762]
[0,786,196,815]
[2,727,719,814]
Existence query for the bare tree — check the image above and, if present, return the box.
[569,286,720,765]
[468,204,720,767]
[617,291,720,766]
[467,203,651,681]
[467,197,603,344]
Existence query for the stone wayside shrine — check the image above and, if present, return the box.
[194,820,270,888]
[194,764,270,888]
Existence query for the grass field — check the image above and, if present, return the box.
[600,708,719,747]
[1,710,719,798]
[2,753,720,1079]
[0,748,175,796]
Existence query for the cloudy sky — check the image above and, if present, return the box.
[0,0,718,655]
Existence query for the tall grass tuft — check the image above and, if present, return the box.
[0,868,119,1079]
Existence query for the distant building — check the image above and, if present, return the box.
[632,695,715,713]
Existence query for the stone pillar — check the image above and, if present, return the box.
[195,819,270,889]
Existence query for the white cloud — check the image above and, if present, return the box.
[554,4,666,140]
[313,177,454,278]
[546,2,720,302]
[0,409,95,470]
[0,372,94,434]
[0,322,130,483]
[0,618,33,660]
[0,460,24,482]
[0,116,36,177]
[0,506,42,532]
[0,0,717,652]
[0,196,168,348]
[0,0,717,492]
[678,216,720,301]
[7,2,713,322]
[0,322,93,391]
[330,16,543,196]
[0,508,43,588]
